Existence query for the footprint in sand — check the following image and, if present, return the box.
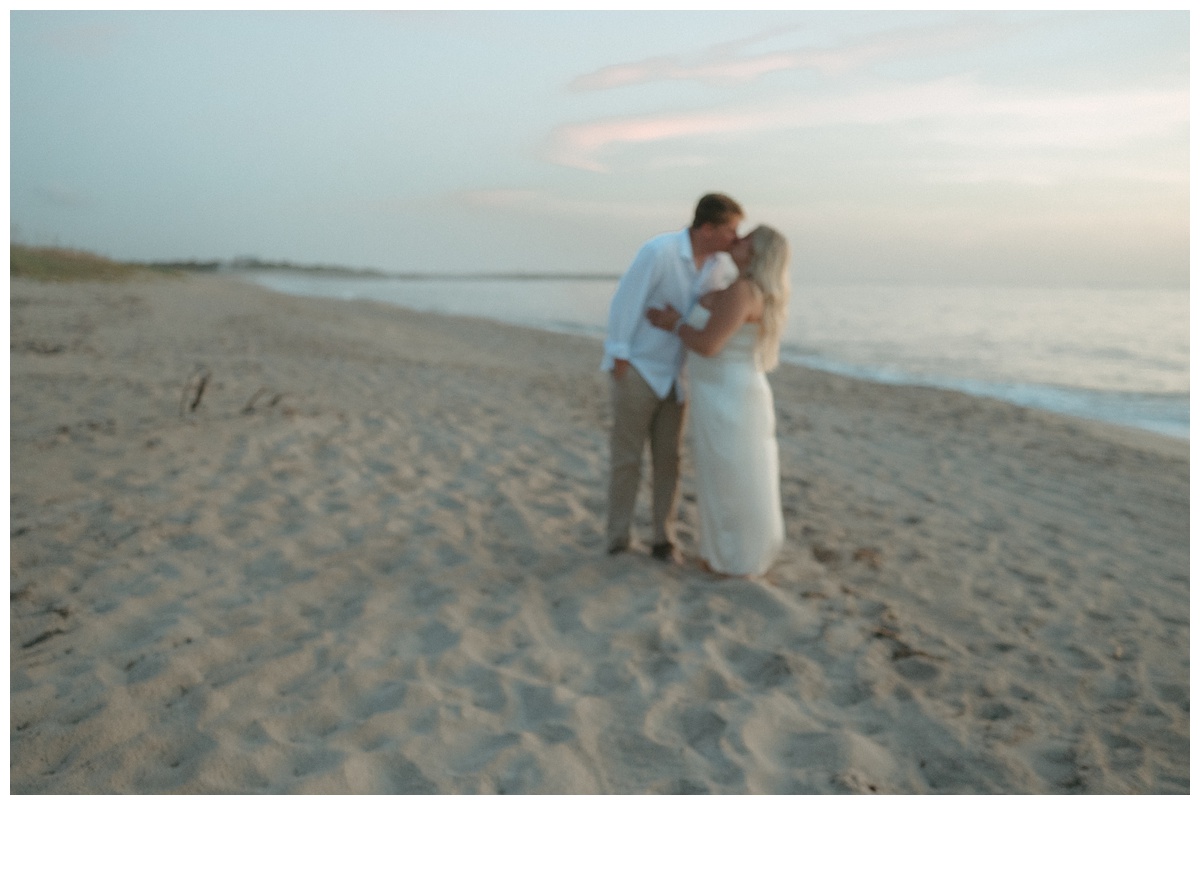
[450,730,523,775]
[494,752,545,794]
[356,680,410,719]
[417,620,459,658]
[1032,741,1089,792]
[381,753,439,794]
[129,732,222,792]
[1101,731,1145,771]
[894,655,940,682]
[1153,682,1189,711]
[723,643,794,691]
[513,682,578,748]
[288,746,345,782]
[679,708,728,764]
[410,580,455,611]
[977,700,1016,721]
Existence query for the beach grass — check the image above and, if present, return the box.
[10,244,145,282]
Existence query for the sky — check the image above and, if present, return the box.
[8,8,1191,288]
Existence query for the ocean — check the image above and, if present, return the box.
[237,271,1190,440]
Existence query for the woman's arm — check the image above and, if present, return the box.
[645,304,681,331]
[676,280,755,357]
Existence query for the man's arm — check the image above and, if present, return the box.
[603,242,662,375]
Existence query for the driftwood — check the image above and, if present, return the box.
[180,371,290,419]
[180,366,211,417]
[242,387,286,414]
[22,627,66,650]
[870,625,943,661]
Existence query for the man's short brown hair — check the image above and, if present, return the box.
[691,193,744,229]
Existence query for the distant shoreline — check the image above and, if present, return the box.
[152,258,621,283]
[8,244,622,283]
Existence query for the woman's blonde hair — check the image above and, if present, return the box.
[746,225,791,372]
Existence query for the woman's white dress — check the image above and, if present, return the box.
[685,305,784,576]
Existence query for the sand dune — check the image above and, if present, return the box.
[9,273,1189,794]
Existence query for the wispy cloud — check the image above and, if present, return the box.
[569,20,1008,91]
[545,76,1189,176]
[545,108,773,173]
[546,76,974,171]
[571,48,806,91]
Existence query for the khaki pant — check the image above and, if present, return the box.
[607,368,685,550]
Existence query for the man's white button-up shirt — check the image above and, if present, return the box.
[601,229,738,400]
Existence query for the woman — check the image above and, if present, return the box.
[646,225,790,577]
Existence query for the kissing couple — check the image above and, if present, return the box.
[601,193,791,578]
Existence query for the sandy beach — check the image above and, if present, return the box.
[9,271,1190,794]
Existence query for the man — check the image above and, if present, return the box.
[601,193,743,561]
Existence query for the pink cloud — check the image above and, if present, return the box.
[546,78,978,171]
[569,20,1009,92]
[545,77,1188,173]
[545,107,788,172]
[573,50,809,91]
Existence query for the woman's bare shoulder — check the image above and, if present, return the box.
[736,278,766,321]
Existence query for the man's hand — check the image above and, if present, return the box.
[612,358,631,381]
